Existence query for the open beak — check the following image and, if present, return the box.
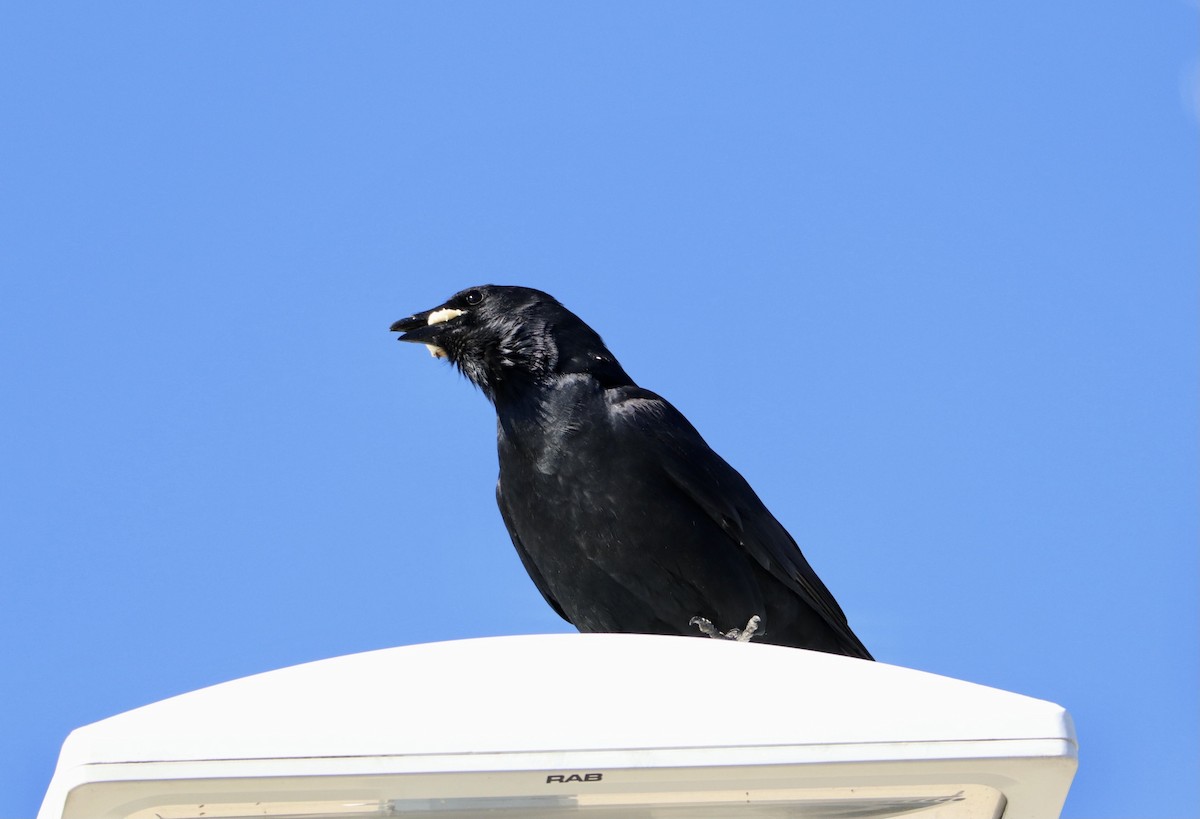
[390,306,467,358]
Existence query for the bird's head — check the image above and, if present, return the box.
[390,285,632,402]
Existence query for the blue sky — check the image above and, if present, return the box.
[1,4,1195,817]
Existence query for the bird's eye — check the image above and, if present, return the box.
[464,290,484,306]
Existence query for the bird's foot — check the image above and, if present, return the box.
[689,616,721,638]
[690,614,762,642]
[732,614,762,642]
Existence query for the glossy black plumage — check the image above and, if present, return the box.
[390,285,872,659]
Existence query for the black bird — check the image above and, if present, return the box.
[390,285,872,659]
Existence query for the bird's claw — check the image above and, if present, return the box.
[689,616,721,638]
[734,614,761,642]
[690,614,761,642]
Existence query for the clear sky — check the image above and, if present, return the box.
[1,4,1195,818]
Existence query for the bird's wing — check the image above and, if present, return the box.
[496,479,570,623]
[616,389,871,658]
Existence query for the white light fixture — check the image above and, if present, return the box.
[38,634,1076,819]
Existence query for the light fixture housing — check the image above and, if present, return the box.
[38,634,1077,819]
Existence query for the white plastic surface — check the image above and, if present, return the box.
[38,634,1078,819]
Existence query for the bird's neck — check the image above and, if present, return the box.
[493,373,599,454]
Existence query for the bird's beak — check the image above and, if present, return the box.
[390,306,467,359]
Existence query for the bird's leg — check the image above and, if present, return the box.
[689,614,762,642]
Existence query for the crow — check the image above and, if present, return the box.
[390,285,872,659]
